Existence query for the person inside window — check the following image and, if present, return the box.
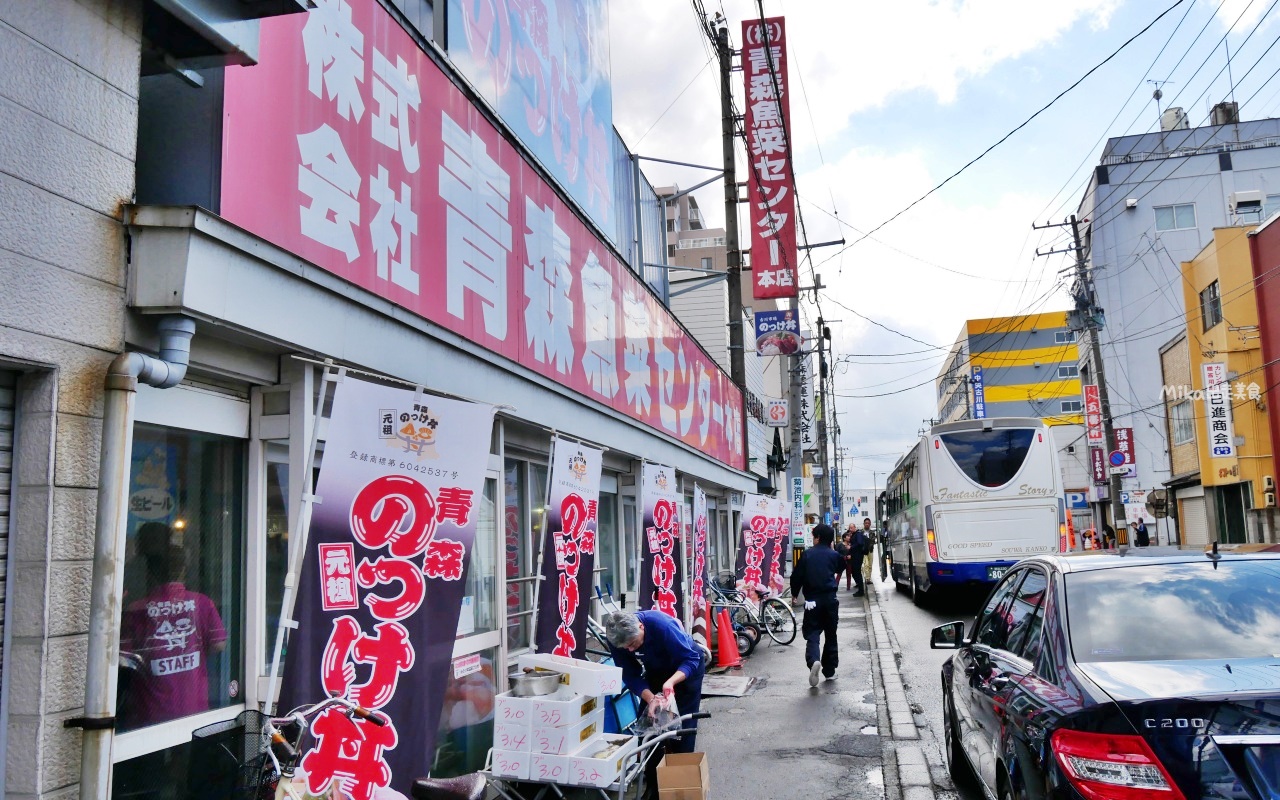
[120,534,227,730]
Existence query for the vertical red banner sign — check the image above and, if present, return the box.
[1084,384,1104,445]
[534,437,604,658]
[280,377,495,800]
[639,463,684,620]
[742,17,798,300]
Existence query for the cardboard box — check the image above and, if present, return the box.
[490,748,531,780]
[518,653,624,697]
[531,707,604,755]
[532,688,600,727]
[657,752,709,800]
[567,733,636,788]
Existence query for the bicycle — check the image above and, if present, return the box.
[707,573,796,645]
[189,696,396,800]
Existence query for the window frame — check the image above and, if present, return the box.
[1060,400,1082,414]
[1200,280,1223,331]
[1054,331,1077,344]
[1057,365,1079,379]
[1171,399,1195,445]
[1155,202,1196,231]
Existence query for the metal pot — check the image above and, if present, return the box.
[509,668,564,697]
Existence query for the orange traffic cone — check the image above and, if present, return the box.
[715,609,742,668]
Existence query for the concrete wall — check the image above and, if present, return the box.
[0,0,141,796]
[1160,335,1199,479]
[1082,122,1280,491]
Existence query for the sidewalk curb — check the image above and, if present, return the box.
[866,582,940,800]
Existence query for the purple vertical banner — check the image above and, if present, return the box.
[279,377,495,800]
[734,493,769,590]
[638,463,683,619]
[690,486,709,617]
[533,437,603,657]
[766,498,788,595]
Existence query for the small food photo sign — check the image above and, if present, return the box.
[754,309,803,356]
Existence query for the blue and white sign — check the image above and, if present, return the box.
[1065,491,1089,510]
[971,365,986,419]
[754,309,802,356]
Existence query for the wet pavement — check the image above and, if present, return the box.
[691,568,976,800]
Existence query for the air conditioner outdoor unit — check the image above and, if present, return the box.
[1230,190,1263,216]
[1265,475,1275,490]
[1266,491,1276,508]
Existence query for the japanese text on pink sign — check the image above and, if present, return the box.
[742,17,797,300]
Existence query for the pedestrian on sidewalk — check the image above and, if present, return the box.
[835,530,853,589]
[848,518,872,596]
[790,523,843,687]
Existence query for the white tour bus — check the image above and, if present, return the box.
[883,417,1067,604]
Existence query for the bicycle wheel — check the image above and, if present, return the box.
[735,622,759,657]
[760,598,797,645]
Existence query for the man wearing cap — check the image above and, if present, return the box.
[790,523,844,687]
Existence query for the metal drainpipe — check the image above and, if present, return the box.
[75,315,195,800]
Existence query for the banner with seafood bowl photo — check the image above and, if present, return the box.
[735,494,788,600]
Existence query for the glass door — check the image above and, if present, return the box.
[432,474,501,777]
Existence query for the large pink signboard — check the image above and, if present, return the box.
[742,17,798,301]
[221,0,744,469]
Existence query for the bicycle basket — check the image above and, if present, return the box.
[713,571,737,591]
[187,710,270,800]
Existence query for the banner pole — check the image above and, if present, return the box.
[528,433,559,653]
[263,362,343,714]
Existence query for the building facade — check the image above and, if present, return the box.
[1077,115,1280,537]
[0,2,758,797]
[936,312,1091,532]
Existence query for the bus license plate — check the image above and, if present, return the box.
[987,566,1009,581]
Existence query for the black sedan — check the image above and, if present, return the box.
[930,546,1280,800]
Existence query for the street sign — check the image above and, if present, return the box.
[1108,465,1129,476]
[765,399,788,427]
[1108,450,1127,467]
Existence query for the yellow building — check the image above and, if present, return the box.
[1172,226,1276,543]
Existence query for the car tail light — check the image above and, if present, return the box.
[926,529,938,560]
[1051,729,1186,800]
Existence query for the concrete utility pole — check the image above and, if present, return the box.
[816,317,831,517]
[715,21,747,401]
[1036,214,1128,538]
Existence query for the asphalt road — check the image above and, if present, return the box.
[869,562,992,800]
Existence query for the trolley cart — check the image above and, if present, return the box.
[469,710,710,800]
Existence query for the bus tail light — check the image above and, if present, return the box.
[926,529,938,560]
[1051,729,1186,800]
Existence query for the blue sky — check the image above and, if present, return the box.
[608,0,1277,487]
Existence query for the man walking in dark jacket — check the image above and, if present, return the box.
[790,523,843,687]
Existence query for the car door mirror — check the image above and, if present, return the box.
[930,621,965,649]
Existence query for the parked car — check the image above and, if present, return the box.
[930,545,1280,800]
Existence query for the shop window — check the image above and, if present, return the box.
[431,645,500,777]
[114,423,245,797]
[460,479,499,638]
[118,424,244,733]
[596,491,619,598]
[504,458,546,654]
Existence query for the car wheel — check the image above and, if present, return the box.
[944,688,974,788]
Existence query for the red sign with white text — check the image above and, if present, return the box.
[742,17,798,300]
[1084,384,1103,445]
[221,0,744,469]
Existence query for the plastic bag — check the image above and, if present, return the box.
[633,693,680,734]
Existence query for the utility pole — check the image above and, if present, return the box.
[714,20,747,403]
[1035,214,1128,539]
[816,317,832,521]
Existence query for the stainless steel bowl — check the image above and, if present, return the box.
[509,668,564,697]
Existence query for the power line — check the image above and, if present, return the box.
[816,0,1191,268]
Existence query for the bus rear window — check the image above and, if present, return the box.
[938,429,1035,487]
